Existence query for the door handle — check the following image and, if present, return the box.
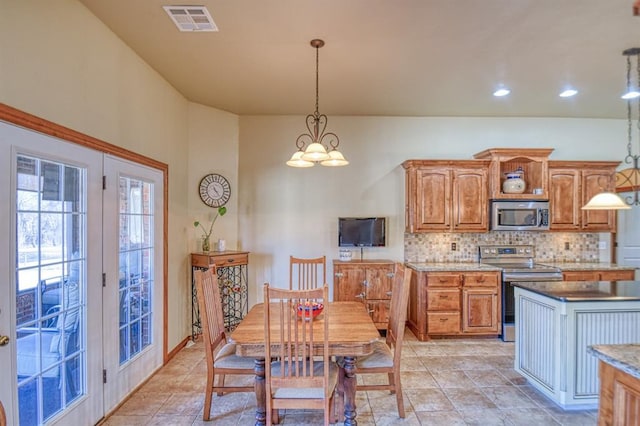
[0,335,9,346]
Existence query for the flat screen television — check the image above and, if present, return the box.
[338,217,386,247]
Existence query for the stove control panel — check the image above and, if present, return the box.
[479,244,535,260]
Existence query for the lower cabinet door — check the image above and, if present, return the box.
[462,288,499,333]
[367,299,391,329]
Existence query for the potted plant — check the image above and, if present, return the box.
[194,206,227,252]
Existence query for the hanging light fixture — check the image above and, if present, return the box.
[286,39,348,168]
[583,48,640,210]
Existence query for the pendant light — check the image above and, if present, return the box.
[583,48,639,210]
[286,39,348,168]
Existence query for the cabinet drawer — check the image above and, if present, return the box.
[427,312,460,334]
[214,253,249,267]
[599,270,635,281]
[427,289,460,311]
[463,272,499,287]
[426,273,461,287]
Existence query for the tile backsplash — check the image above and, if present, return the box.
[404,232,601,263]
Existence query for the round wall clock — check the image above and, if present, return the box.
[198,173,231,207]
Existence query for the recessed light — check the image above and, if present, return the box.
[493,88,510,97]
[559,89,578,98]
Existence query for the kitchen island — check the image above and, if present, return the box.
[588,344,640,424]
[513,281,640,409]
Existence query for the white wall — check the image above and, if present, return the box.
[238,116,626,304]
[0,1,240,351]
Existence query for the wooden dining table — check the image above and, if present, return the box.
[229,301,381,426]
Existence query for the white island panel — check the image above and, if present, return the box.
[514,283,640,410]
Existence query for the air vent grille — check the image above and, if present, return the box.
[163,6,218,32]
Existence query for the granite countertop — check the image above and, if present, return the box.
[513,281,640,302]
[588,344,640,380]
[406,262,502,272]
[540,262,636,272]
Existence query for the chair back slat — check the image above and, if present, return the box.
[194,268,226,358]
[264,284,330,397]
[386,263,412,359]
[289,256,326,290]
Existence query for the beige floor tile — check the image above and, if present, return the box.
[415,410,467,425]
[500,407,561,425]
[405,388,454,412]
[481,386,539,409]
[399,370,438,389]
[458,408,510,425]
[430,369,476,388]
[443,387,498,411]
[104,331,604,425]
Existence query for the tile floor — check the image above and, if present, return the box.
[103,330,599,425]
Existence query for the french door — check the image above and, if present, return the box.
[102,156,164,411]
[0,122,165,424]
[0,121,103,425]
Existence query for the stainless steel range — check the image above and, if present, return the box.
[479,244,562,342]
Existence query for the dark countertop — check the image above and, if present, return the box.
[512,281,640,302]
[406,262,502,272]
[541,262,636,272]
[588,344,640,380]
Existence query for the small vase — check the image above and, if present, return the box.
[202,236,211,252]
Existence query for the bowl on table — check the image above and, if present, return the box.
[295,302,324,321]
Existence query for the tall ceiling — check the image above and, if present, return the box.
[79,0,640,119]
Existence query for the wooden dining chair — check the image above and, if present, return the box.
[263,283,337,426]
[0,400,6,426]
[289,255,326,290]
[193,268,255,421]
[338,263,412,419]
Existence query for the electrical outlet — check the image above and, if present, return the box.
[564,241,570,250]
[451,242,457,251]
[599,241,607,250]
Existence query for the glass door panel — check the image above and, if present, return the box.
[2,120,104,426]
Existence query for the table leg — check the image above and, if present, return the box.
[254,358,266,426]
[343,356,358,426]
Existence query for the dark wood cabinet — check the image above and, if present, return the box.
[403,160,489,233]
[407,269,500,341]
[333,260,394,329]
[563,269,635,282]
[548,161,620,232]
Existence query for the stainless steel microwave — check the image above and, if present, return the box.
[490,200,550,231]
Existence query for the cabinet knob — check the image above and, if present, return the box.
[386,272,395,278]
[335,272,344,278]
[439,318,448,322]
[439,294,448,299]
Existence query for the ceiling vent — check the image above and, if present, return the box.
[163,6,218,32]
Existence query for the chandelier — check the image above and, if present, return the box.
[286,39,348,167]
[583,48,640,210]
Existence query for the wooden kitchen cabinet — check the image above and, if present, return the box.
[407,269,501,340]
[563,269,635,282]
[596,358,640,425]
[403,160,490,233]
[548,161,620,232]
[473,148,554,200]
[333,259,394,330]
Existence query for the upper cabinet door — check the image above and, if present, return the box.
[549,168,581,231]
[415,167,451,232]
[452,168,488,231]
[582,170,617,231]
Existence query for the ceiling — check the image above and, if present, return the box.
[79,0,640,119]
